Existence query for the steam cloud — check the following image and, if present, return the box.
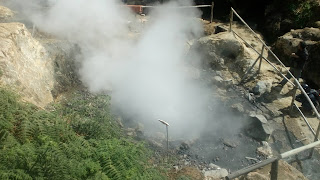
[3,0,229,138]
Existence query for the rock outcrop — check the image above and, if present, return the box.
[0,22,55,107]
[274,28,320,87]
[190,31,246,75]
[0,6,14,21]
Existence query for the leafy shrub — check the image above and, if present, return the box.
[0,88,165,179]
[288,0,318,28]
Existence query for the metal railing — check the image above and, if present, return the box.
[226,140,320,179]
[227,7,320,180]
[142,2,215,23]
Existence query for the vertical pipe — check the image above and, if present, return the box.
[270,160,279,180]
[229,9,233,32]
[290,80,298,114]
[309,122,320,158]
[210,2,214,23]
[166,125,169,160]
[258,45,265,73]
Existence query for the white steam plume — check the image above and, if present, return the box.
[3,0,226,138]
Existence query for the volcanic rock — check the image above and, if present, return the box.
[252,81,272,95]
[203,168,228,180]
[212,76,223,84]
[223,139,238,148]
[208,163,221,170]
[231,103,245,113]
[273,28,320,87]
[0,23,55,107]
[256,141,273,158]
[247,114,273,141]
[191,32,243,70]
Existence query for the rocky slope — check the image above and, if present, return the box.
[0,22,55,107]
[0,3,319,179]
[0,6,79,108]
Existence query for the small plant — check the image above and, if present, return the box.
[289,0,317,28]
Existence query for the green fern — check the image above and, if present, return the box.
[0,88,165,179]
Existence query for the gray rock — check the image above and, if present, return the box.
[253,81,272,95]
[215,71,222,77]
[249,114,268,124]
[190,32,244,70]
[222,79,233,88]
[231,103,244,113]
[212,76,223,84]
[247,114,273,141]
[257,141,273,158]
[209,163,221,170]
[223,139,238,148]
[203,168,228,179]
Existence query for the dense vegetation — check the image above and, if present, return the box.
[288,0,318,28]
[0,88,165,179]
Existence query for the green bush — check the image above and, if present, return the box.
[288,0,317,28]
[0,88,165,180]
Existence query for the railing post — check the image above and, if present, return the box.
[240,56,260,83]
[309,121,320,158]
[270,160,279,180]
[229,8,233,32]
[290,80,298,114]
[210,2,214,23]
[258,45,265,73]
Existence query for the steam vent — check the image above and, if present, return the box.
[1,0,320,179]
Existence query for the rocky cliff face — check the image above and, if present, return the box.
[274,27,320,88]
[0,22,55,107]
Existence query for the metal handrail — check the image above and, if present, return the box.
[294,103,317,137]
[232,30,294,86]
[228,7,320,180]
[229,7,320,135]
[226,140,320,179]
[230,8,295,80]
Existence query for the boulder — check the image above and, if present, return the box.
[203,168,228,180]
[246,114,273,141]
[0,23,55,107]
[273,28,320,87]
[252,81,272,95]
[191,32,244,70]
[212,76,224,84]
[256,141,273,158]
[208,163,221,170]
[231,103,244,113]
